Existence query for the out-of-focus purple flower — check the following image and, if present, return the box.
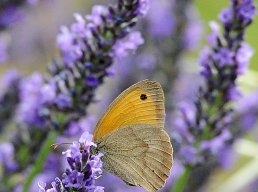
[41,132,103,191]
[56,26,83,66]
[219,8,234,25]
[112,31,144,58]
[172,73,201,104]
[237,90,258,130]
[236,43,254,74]
[16,73,46,127]
[98,172,145,192]
[200,130,231,154]
[179,102,196,127]
[30,171,57,192]
[212,48,234,67]
[0,0,43,28]
[183,8,203,50]
[137,53,157,71]
[40,81,56,104]
[199,47,211,78]
[86,75,99,87]
[173,0,256,168]
[227,85,241,101]
[218,146,237,169]
[54,94,72,109]
[236,0,256,24]
[86,5,109,25]
[206,21,220,47]
[219,0,256,27]
[27,0,39,5]
[0,6,24,27]
[71,13,87,37]
[0,40,8,63]
[178,145,202,165]
[38,178,62,192]
[65,116,96,137]
[137,0,150,17]
[147,0,174,37]
[0,143,17,171]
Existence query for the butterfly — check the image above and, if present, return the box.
[93,80,173,192]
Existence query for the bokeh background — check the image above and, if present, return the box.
[1,0,258,191]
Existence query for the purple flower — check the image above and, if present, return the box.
[55,94,72,109]
[137,53,157,71]
[63,170,85,188]
[71,14,87,37]
[0,40,8,63]
[219,8,234,25]
[200,129,231,154]
[218,146,236,169]
[86,5,109,25]
[27,0,39,5]
[174,0,256,168]
[0,0,42,29]
[86,76,99,87]
[112,31,144,58]
[137,0,150,17]
[236,43,254,74]
[147,0,174,37]
[38,178,63,192]
[199,47,211,78]
[0,143,17,171]
[237,90,258,131]
[183,8,203,50]
[178,145,202,165]
[16,73,46,127]
[206,21,220,47]
[65,116,96,137]
[56,26,83,65]
[0,6,24,27]
[41,132,103,191]
[236,0,256,24]
[212,48,234,67]
[179,102,196,127]
[227,85,241,101]
[40,81,57,104]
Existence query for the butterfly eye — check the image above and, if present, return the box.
[140,94,147,100]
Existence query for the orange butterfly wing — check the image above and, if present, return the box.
[93,80,165,142]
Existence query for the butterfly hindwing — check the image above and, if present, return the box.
[97,124,173,192]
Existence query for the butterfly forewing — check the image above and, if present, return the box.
[93,80,165,141]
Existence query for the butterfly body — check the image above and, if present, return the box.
[93,80,173,192]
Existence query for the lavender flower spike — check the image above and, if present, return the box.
[174,0,256,166]
[47,0,150,125]
[40,132,103,192]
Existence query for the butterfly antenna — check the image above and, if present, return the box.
[51,142,72,150]
[95,173,103,179]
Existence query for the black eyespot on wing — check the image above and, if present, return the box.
[140,94,147,100]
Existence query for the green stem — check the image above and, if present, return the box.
[172,166,191,192]
[22,130,57,192]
